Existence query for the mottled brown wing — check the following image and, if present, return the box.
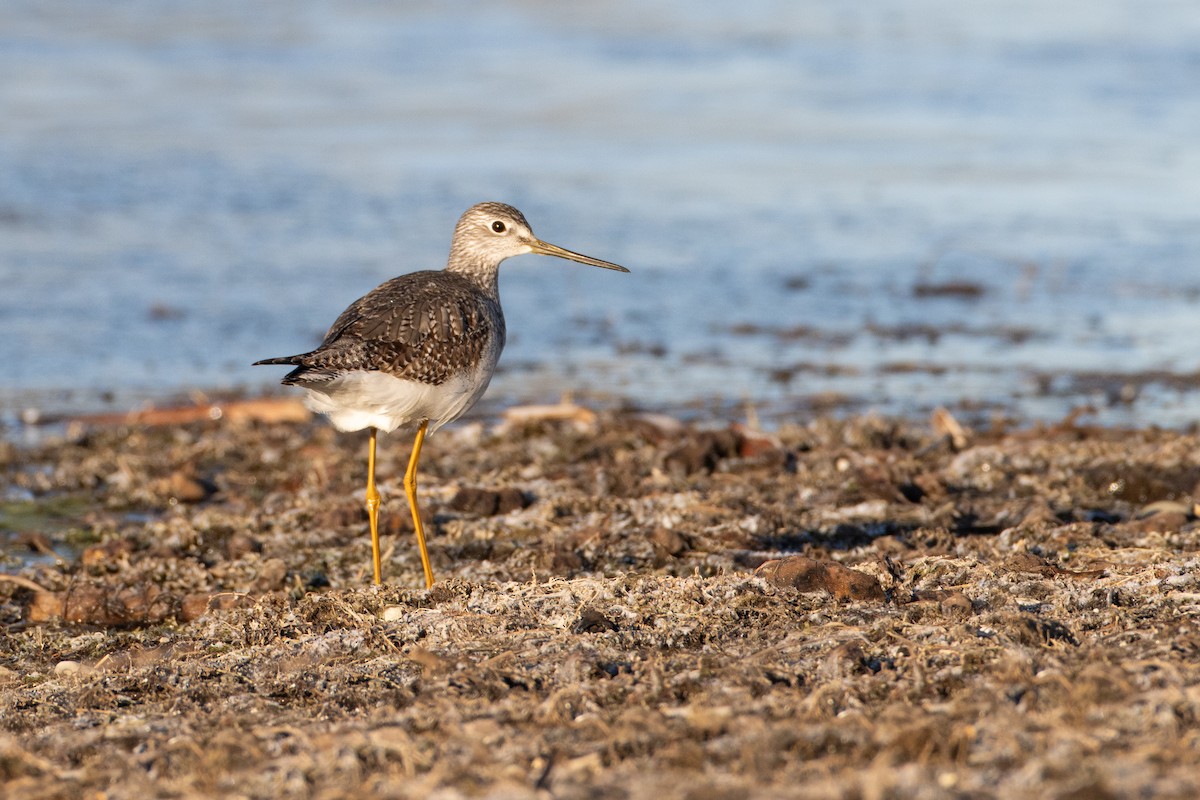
[285,271,504,387]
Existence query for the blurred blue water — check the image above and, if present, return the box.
[2,0,1198,427]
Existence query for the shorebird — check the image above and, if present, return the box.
[254,202,628,587]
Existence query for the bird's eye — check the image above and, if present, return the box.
[491,221,506,233]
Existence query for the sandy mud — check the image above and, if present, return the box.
[2,403,1199,798]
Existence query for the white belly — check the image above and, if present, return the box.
[303,358,497,434]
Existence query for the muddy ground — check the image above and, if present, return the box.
[2,403,1200,799]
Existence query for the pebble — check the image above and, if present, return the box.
[756,555,885,602]
[450,486,530,516]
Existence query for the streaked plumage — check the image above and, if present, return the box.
[255,201,628,587]
[255,270,504,433]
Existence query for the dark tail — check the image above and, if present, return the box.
[254,353,329,386]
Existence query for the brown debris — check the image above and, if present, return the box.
[572,606,619,634]
[159,468,214,504]
[179,592,253,621]
[1005,552,1107,580]
[663,428,740,475]
[1129,501,1193,533]
[0,575,50,594]
[1006,551,1060,576]
[13,532,58,559]
[26,584,171,625]
[937,590,974,617]
[731,423,783,459]
[80,538,136,570]
[650,527,689,558]
[755,555,886,602]
[931,405,970,450]
[497,400,597,433]
[68,396,310,428]
[449,486,531,516]
[909,588,976,617]
[23,583,250,625]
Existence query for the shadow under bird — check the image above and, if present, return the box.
[254,202,629,587]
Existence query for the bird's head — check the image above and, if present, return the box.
[449,202,629,276]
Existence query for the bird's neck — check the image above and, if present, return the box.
[445,252,501,299]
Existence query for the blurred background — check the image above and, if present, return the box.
[1,0,1198,429]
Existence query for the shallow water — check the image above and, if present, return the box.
[2,0,1199,428]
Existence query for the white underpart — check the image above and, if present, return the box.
[302,357,497,435]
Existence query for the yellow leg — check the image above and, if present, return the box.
[366,427,383,585]
[405,420,435,588]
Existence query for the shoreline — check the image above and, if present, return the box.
[7,370,1200,446]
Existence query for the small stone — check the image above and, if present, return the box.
[829,639,866,668]
[495,487,530,514]
[732,424,782,459]
[1130,509,1189,533]
[381,606,405,622]
[664,429,740,475]
[651,527,689,557]
[304,571,331,589]
[252,558,288,591]
[541,546,583,574]
[572,607,618,634]
[406,647,449,675]
[225,532,261,560]
[81,538,135,569]
[939,591,975,618]
[181,592,253,622]
[450,487,531,516]
[755,556,885,602]
[1018,499,1061,528]
[180,594,211,622]
[1006,552,1058,576]
[164,470,212,503]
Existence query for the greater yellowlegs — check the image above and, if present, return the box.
[254,202,628,587]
